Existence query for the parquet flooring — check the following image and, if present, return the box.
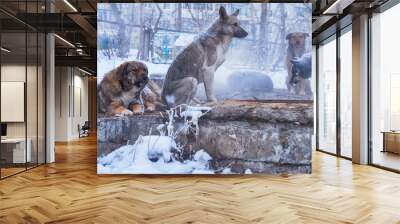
[1,135,400,223]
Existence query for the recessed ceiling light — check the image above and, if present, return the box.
[322,0,354,15]
[1,47,11,53]
[78,67,92,76]
[63,0,78,12]
[54,34,75,48]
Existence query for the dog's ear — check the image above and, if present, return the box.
[303,33,310,38]
[116,62,128,80]
[232,9,240,17]
[286,33,292,40]
[219,6,228,20]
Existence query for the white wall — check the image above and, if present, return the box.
[1,63,46,163]
[55,67,69,141]
[1,65,41,137]
[1,65,26,140]
[55,67,89,141]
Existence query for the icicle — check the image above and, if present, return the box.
[157,124,165,136]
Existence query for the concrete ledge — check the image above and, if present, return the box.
[97,100,313,174]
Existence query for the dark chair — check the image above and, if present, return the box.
[79,121,90,138]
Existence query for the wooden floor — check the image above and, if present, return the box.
[1,135,400,224]
[372,150,400,171]
[1,167,26,178]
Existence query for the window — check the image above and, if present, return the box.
[370,3,400,171]
[340,28,352,158]
[317,36,337,154]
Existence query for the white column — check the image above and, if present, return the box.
[46,32,55,163]
[352,14,369,164]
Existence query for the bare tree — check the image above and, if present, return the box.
[186,3,203,33]
[137,4,163,61]
[110,4,131,58]
[257,3,269,69]
[271,4,287,71]
[137,3,145,60]
[149,4,163,60]
[176,3,182,31]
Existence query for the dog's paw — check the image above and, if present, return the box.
[299,90,306,96]
[144,101,156,112]
[146,104,156,112]
[131,104,143,114]
[119,109,134,116]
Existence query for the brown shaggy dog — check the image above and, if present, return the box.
[97,61,156,116]
[286,32,311,95]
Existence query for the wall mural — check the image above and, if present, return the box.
[97,3,313,174]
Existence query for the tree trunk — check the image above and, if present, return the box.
[176,3,182,31]
[138,4,146,60]
[272,4,287,71]
[258,4,269,69]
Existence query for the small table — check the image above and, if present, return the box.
[1,138,31,163]
[381,131,400,154]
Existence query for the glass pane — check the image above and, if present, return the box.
[340,30,352,158]
[1,31,27,177]
[318,37,337,154]
[38,33,45,165]
[371,4,400,171]
[312,45,317,151]
[27,31,38,169]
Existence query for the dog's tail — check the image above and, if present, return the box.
[146,80,169,111]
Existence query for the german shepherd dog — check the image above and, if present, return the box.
[98,61,156,116]
[286,32,311,95]
[161,6,248,108]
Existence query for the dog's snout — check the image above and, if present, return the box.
[235,28,248,38]
[242,30,249,38]
[139,68,148,78]
[134,75,149,88]
[139,75,149,84]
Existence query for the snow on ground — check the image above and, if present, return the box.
[98,105,218,174]
[97,139,214,174]
[268,70,287,89]
[245,169,253,174]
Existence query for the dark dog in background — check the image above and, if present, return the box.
[161,6,248,108]
[286,32,310,95]
[98,61,156,116]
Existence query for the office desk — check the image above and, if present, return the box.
[1,138,31,163]
[382,131,400,154]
